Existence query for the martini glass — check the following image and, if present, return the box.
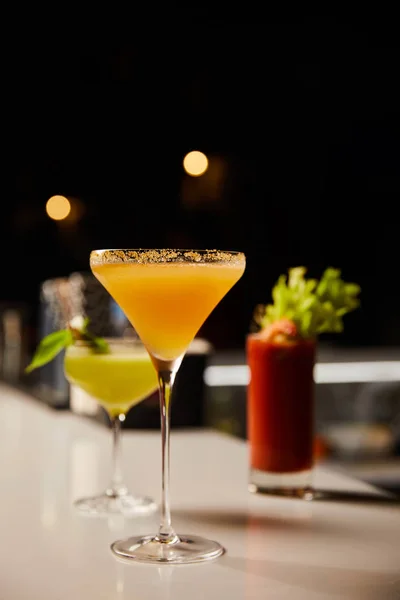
[64,337,158,516]
[90,249,246,564]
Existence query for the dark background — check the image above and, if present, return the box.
[4,19,400,351]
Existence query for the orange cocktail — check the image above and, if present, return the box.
[90,249,246,565]
[92,255,245,361]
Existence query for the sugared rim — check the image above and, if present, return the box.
[90,248,246,265]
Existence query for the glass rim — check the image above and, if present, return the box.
[90,248,245,265]
[90,248,244,253]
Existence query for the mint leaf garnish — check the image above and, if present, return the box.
[25,317,110,373]
[78,330,110,354]
[25,329,73,373]
[256,266,361,339]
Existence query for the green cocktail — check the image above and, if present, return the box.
[65,340,158,418]
[64,337,158,517]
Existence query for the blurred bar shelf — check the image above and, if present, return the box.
[204,345,400,386]
[205,360,400,386]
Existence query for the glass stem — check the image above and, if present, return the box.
[157,369,178,543]
[109,414,126,496]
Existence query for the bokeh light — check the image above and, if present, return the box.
[46,195,71,221]
[183,151,209,177]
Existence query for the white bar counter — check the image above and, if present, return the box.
[0,383,399,599]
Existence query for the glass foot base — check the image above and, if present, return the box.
[74,491,158,517]
[249,467,314,500]
[111,534,225,564]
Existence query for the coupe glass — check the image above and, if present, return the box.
[90,249,246,564]
[64,337,158,516]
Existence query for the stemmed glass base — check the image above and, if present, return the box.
[111,534,225,564]
[74,488,157,518]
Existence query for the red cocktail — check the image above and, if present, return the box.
[247,332,316,495]
[246,266,360,497]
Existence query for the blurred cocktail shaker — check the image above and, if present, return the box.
[31,272,131,409]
